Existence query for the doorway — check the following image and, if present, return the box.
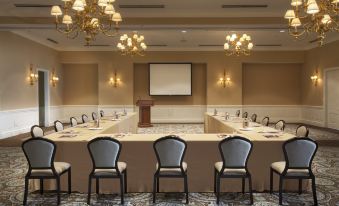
[38,70,50,127]
[325,68,339,130]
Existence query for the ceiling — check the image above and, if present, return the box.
[1,0,339,51]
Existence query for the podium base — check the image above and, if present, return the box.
[138,123,153,128]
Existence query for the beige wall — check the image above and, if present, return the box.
[133,63,207,105]
[59,50,304,106]
[302,40,339,106]
[62,64,99,105]
[0,31,62,110]
[243,63,302,105]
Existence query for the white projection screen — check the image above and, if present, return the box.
[149,63,192,95]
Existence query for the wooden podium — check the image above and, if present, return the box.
[136,100,154,127]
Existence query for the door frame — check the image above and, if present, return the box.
[323,67,339,128]
[37,68,50,126]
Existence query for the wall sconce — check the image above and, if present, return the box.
[219,69,231,88]
[310,70,319,86]
[51,68,59,87]
[28,64,38,86]
[109,70,121,87]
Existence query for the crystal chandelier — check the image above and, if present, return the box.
[284,0,339,46]
[224,34,254,56]
[50,0,122,45]
[117,33,147,56]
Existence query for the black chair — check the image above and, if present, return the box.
[296,125,309,137]
[87,137,127,205]
[235,110,241,117]
[30,125,44,138]
[22,138,71,205]
[275,120,286,131]
[92,112,98,120]
[100,110,104,117]
[214,136,253,205]
[270,137,318,205]
[54,120,64,132]
[82,114,89,123]
[261,117,269,126]
[70,117,78,127]
[153,136,188,204]
[250,114,257,122]
[242,112,248,118]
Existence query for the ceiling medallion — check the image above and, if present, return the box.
[117,33,147,56]
[284,0,339,46]
[224,34,254,56]
[51,0,122,45]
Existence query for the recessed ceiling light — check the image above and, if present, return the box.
[280,30,285,33]
[182,30,187,33]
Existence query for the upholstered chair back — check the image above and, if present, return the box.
[296,125,309,137]
[235,110,241,117]
[219,136,252,168]
[261,117,269,126]
[100,110,104,117]
[154,136,186,168]
[284,138,317,168]
[70,117,78,127]
[54,120,64,132]
[275,120,286,131]
[92,112,98,120]
[251,114,257,122]
[31,125,44,138]
[88,137,121,168]
[22,138,55,169]
[82,114,89,123]
[242,112,248,118]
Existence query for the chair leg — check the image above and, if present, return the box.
[298,179,302,195]
[216,174,221,204]
[248,175,253,205]
[153,175,157,203]
[40,179,44,195]
[124,170,128,193]
[311,176,318,206]
[96,178,99,195]
[87,176,92,205]
[56,177,61,205]
[270,168,273,194]
[120,176,124,205]
[23,177,29,205]
[157,177,160,193]
[68,168,72,194]
[214,169,217,193]
[242,177,245,194]
[184,175,189,204]
[279,176,283,205]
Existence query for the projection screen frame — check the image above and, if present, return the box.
[148,62,193,96]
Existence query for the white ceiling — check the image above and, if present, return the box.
[2,0,339,51]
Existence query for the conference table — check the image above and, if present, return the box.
[33,112,306,193]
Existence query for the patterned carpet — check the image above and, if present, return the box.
[0,124,338,205]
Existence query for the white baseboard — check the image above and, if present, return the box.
[0,104,326,139]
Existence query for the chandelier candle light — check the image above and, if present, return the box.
[224,34,253,56]
[51,0,122,45]
[284,0,339,46]
[117,33,147,56]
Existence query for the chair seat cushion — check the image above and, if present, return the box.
[271,161,310,176]
[93,162,127,176]
[31,162,70,176]
[156,162,187,175]
[214,162,247,175]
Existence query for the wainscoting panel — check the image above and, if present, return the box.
[148,105,207,123]
[0,107,38,139]
[301,105,325,127]
[99,105,135,116]
[62,105,99,123]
